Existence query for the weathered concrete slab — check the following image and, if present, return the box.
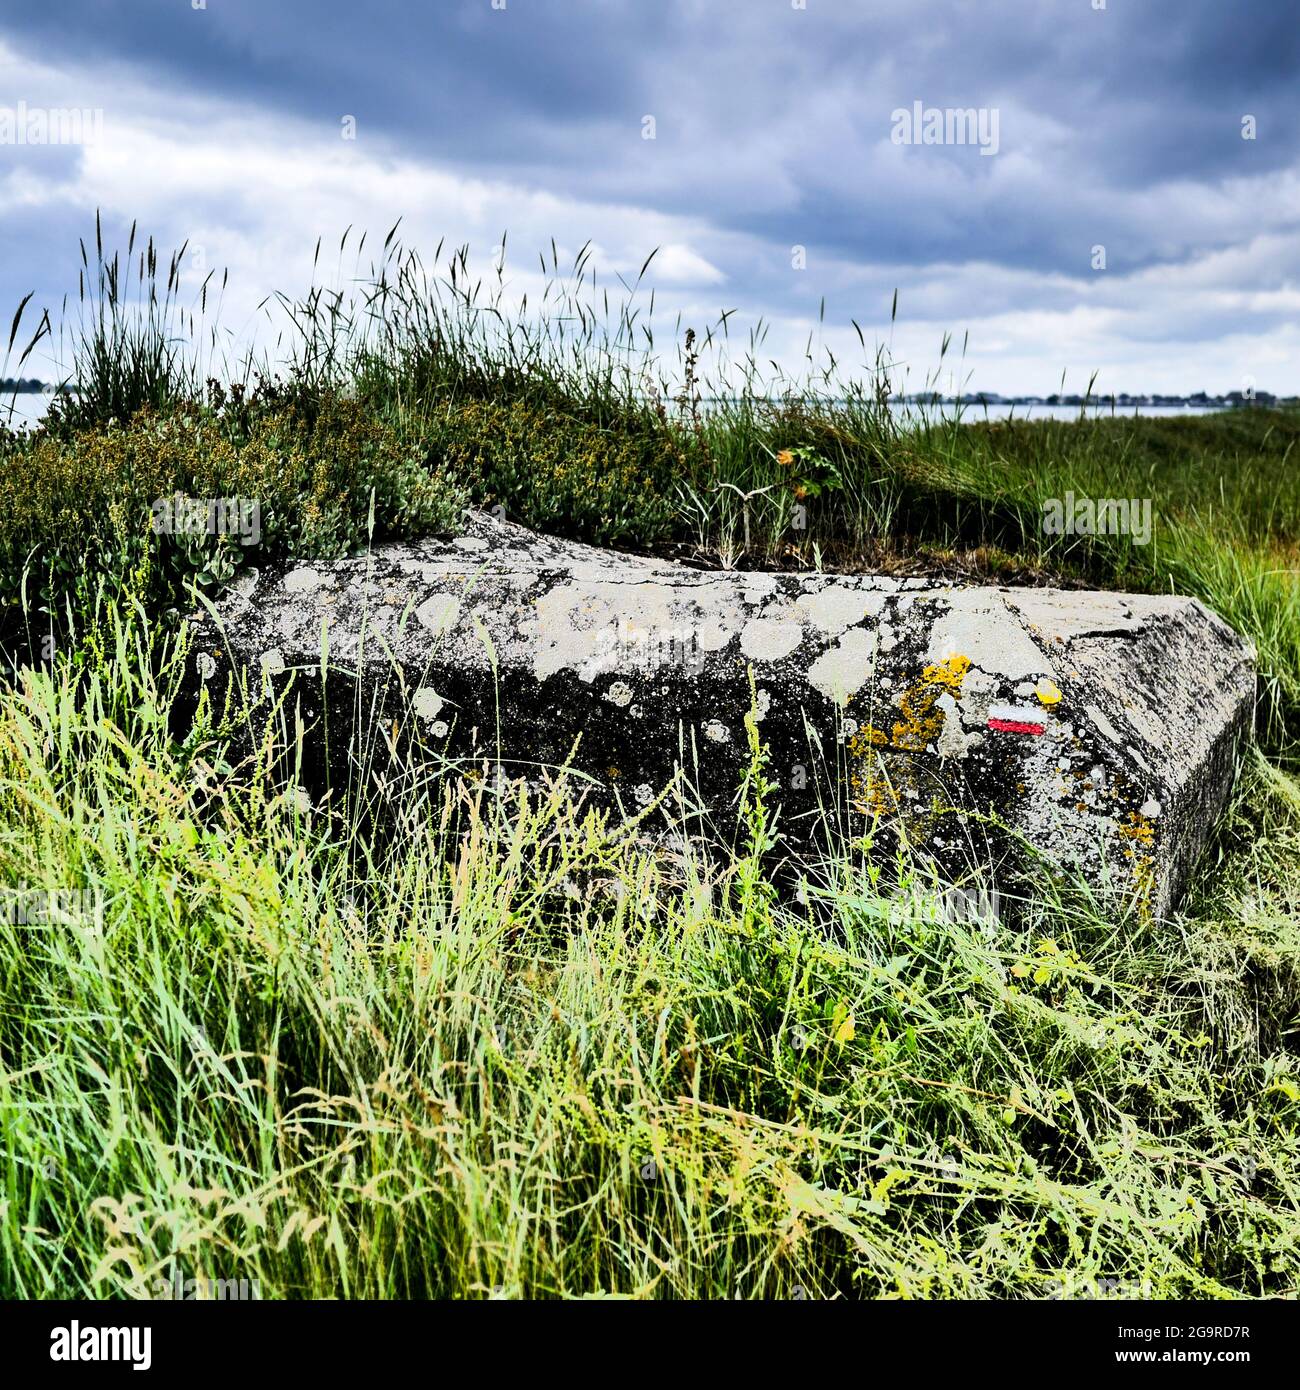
[187,512,1256,917]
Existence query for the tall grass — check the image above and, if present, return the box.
[1,609,1298,1299]
[41,215,226,435]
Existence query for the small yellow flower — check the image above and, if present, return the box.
[776,449,795,467]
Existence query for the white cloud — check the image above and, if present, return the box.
[0,33,1296,396]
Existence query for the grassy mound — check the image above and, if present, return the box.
[1,226,1297,1298]
[429,396,688,547]
[0,390,464,640]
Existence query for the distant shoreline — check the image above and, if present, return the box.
[893,391,1293,410]
[4,377,1294,407]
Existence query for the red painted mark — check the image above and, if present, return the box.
[987,716,1046,736]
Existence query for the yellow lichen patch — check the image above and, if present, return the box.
[1035,677,1063,707]
[845,655,972,821]
[849,655,973,755]
[924,654,972,692]
[886,654,971,752]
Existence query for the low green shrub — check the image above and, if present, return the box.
[0,393,466,632]
[432,397,689,546]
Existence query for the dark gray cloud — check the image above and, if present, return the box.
[10,1,1300,271]
[0,0,1296,392]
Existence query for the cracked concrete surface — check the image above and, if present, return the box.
[187,511,1257,917]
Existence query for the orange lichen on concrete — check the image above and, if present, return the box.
[1119,810,1155,846]
[1119,810,1157,918]
[925,654,973,692]
[852,762,901,817]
